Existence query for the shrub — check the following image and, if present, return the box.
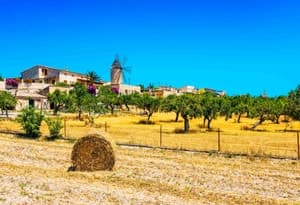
[138,119,155,124]
[17,107,44,138]
[45,117,63,140]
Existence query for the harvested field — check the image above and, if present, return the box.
[0,133,299,204]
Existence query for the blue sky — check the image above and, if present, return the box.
[0,0,299,96]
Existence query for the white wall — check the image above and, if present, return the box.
[0,81,5,90]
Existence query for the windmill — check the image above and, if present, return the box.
[110,55,131,86]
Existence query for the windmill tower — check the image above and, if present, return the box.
[110,57,122,86]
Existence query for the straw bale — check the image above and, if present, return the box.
[70,134,115,171]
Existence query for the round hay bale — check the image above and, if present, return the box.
[70,134,115,171]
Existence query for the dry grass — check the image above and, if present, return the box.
[71,113,299,159]
[0,112,300,204]
[0,132,299,204]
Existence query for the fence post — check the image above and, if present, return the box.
[105,121,107,132]
[218,128,221,152]
[160,125,162,147]
[297,131,300,160]
[64,117,67,138]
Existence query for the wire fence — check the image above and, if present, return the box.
[63,119,300,160]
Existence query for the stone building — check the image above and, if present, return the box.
[21,65,89,85]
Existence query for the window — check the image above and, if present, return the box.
[42,68,48,76]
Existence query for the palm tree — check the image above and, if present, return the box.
[86,71,101,84]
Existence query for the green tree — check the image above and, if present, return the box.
[0,90,17,118]
[270,96,288,124]
[219,95,233,121]
[161,94,181,122]
[98,86,119,115]
[119,94,133,111]
[136,94,161,122]
[199,93,220,129]
[47,89,68,115]
[16,107,44,138]
[177,94,201,132]
[86,71,101,84]
[0,74,3,81]
[287,85,300,120]
[231,94,252,123]
[69,83,88,119]
[45,117,63,140]
[249,96,273,129]
[83,93,107,124]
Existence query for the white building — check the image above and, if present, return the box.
[21,65,89,85]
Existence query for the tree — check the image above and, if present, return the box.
[0,90,17,118]
[177,94,201,132]
[161,94,181,122]
[86,71,101,84]
[98,86,119,115]
[119,92,142,112]
[83,93,107,124]
[231,94,252,123]
[136,94,161,122]
[47,89,68,115]
[249,96,273,129]
[69,83,89,119]
[0,74,3,81]
[219,95,233,121]
[270,96,288,124]
[287,85,300,120]
[45,117,63,140]
[16,107,44,138]
[198,92,220,129]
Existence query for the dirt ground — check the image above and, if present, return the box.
[0,133,299,205]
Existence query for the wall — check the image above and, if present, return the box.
[118,84,141,94]
[0,81,5,90]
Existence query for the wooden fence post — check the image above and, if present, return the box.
[218,128,221,152]
[160,125,162,147]
[64,118,67,138]
[297,131,300,160]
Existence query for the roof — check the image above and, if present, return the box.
[22,65,87,78]
[15,90,46,99]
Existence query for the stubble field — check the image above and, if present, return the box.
[0,112,299,204]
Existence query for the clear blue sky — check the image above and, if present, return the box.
[0,0,299,96]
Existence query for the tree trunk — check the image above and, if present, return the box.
[175,111,179,122]
[54,106,59,115]
[275,115,280,124]
[5,109,8,118]
[184,117,190,133]
[207,118,212,129]
[252,116,265,129]
[111,107,114,115]
[203,118,206,127]
[125,103,130,111]
[237,114,242,123]
[78,109,82,120]
[225,114,229,121]
[147,112,153,121]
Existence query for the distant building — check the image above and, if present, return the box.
[150,86,179,97]
[21,65,89,85]
[14,90,47,111]
[198,88,226,96]
[180,85,196,94]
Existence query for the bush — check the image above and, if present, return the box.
[17,107,44,138]
[45,118,63,140]
[138,119,155,124]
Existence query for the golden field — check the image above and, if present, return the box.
[0,112,300,204]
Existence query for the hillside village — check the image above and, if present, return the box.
[0,58,225,112]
